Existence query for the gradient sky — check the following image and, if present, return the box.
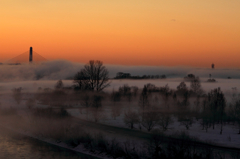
[1,0,240,67]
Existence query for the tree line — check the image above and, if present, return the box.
[115,72,167,79]
[12,60,240,135]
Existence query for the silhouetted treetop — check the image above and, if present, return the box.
[55,80,63,89]
[73,60,110,91]
[184,74,196,81]
[114,72,166,79]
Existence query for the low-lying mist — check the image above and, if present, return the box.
[1,73,240,158]
[0,60,240,81]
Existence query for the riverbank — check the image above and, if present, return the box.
[0,123,105,159]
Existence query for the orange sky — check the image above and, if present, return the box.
[1,0,240,68]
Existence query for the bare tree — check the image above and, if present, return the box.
[158,113,173,131]
[110,90,122,120]
[178,114,194,130]
[176,81,188,94]
[119,84,132,102]
[124,110,140,129]
[81,93,91,119]
[203,88,226,134]
[159,84,171,108]
[91,94,103,122]
[83,60,110,91]
[200,99,212,132]
[230,100,240,134]
[92,95,102,109]
[119,84,131,96]
[55,80,64,89]
[73,70,90,90]
[111,90,121,103]
[12,87,22,105]
[131,86,139,97]
[73,60,110,91]
[139,85,149,112]
[141,107,159,131]
[190,77,202,95]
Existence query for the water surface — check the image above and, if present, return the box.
[0,128,98,159]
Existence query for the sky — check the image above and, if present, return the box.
[1,0,240,68]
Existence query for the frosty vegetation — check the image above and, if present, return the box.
[1,61,240,159]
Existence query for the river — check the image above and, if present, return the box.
[0,128,98,159]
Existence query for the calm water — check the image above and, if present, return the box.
[0,129,98,159]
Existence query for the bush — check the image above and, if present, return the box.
[158,114,173,131]
[124,110,140,129]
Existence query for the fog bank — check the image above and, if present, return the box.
[0,60,239,81]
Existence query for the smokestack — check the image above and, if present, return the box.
[29,47,33,62]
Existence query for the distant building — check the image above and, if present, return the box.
[6,47,46,64]
[29,47,33,63]
[212,63,215,69]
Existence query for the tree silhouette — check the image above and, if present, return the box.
[205,88,226,134]
[124,110,140,129]
[55,80,64,89]
[177,82,187,93]
[139,85,149,111]
[190,77,202,95]
[12,87,22,105]
[74,60,110,91]
[158,113,173,131]
[141,108,159,131]
[73,71,90,90]
[231,100,240,134]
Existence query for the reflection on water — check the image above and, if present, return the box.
[0,129,97,159]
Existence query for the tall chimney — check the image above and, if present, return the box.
[29,47,33,62]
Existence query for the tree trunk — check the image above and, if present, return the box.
[220,120,223,135]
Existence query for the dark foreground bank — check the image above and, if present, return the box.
[0,128,99,159]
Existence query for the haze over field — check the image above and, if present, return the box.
[1,62,240,159]
[0,60,240,82]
